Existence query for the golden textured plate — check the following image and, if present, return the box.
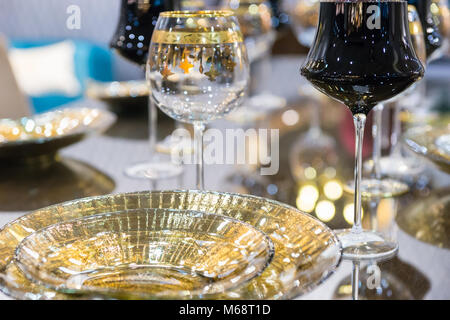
[396,188,450,249]
[85,81,150,114]
[15,208,274,299]
[0,190,341,300]
[0,108,116,161]
[404,125,450,174]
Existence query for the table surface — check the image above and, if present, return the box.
[1,56,449,300]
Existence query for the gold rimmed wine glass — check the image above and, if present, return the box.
[147,10,250,189]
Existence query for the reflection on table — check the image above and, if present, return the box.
[0,157,115,211]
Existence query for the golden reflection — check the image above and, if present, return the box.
[0,157,115,211]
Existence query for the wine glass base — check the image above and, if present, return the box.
[335,229,398,261]
[364,156,425,179]
[344,178,409,199]
[124,161,183,180]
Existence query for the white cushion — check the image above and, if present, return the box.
[8,40,81,97]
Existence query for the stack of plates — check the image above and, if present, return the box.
[0,107,116,162]
[0,190,342,300]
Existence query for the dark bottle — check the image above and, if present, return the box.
[110,0,179,67]
[301,1,424,115]
[408,0,442,58]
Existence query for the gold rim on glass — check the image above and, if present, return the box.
[159,10,235,18]
[151,30,244,44]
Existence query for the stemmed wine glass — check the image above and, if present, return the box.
[301,0,424,259]
[366,1,443,183]
[409,0,443,61]
[110,0,183,180]
[284,0,334,143]
[222,0,286,121]
[360,4,427,197]
[148,10,250,189]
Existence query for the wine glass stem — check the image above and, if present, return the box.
[390,103,401,156]
[352,113,366,234]
[194,122,205,190]
[372,104,383,179]
[148,95,157,155]
[308,103,321,137]
[352,261,360,300]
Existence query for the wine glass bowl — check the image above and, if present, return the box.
[223,0,273,41]
[301,1,424,115]
[148,10,250,188]
[362,4,428,186]
[284,0,320,47]
[222,0,286,116]
[409,0,444,60]
[110,0,178,66]
[148,11,249,124]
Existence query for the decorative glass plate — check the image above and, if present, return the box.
[0,108,116,161]
[86,80,149,113]
[396,187,450,249]
[0,190,341,300]
[404,125,450,173]
[15,208,273,299]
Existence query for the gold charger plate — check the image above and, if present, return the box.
[0,190,341,300]
[396,187,450,249]
[14,208,274,299]
[404,125,450,174]
[0,108,116,162]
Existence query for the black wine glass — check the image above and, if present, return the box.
[301,0,424,260]
[110,0,183,180]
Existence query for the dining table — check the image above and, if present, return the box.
[1,56,449,300]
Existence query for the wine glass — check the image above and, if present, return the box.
[409,0,443,61]
[110,0,183,180]
[360,4,427,196]
[301,0,425,259]
[284,0,336,170]
[222,0,286,118]
[148,10,250,189]
[366,2,443,183]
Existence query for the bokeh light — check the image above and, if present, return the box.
[296,184,319,213]
[315,200,335,222]
[323,180,343,200]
